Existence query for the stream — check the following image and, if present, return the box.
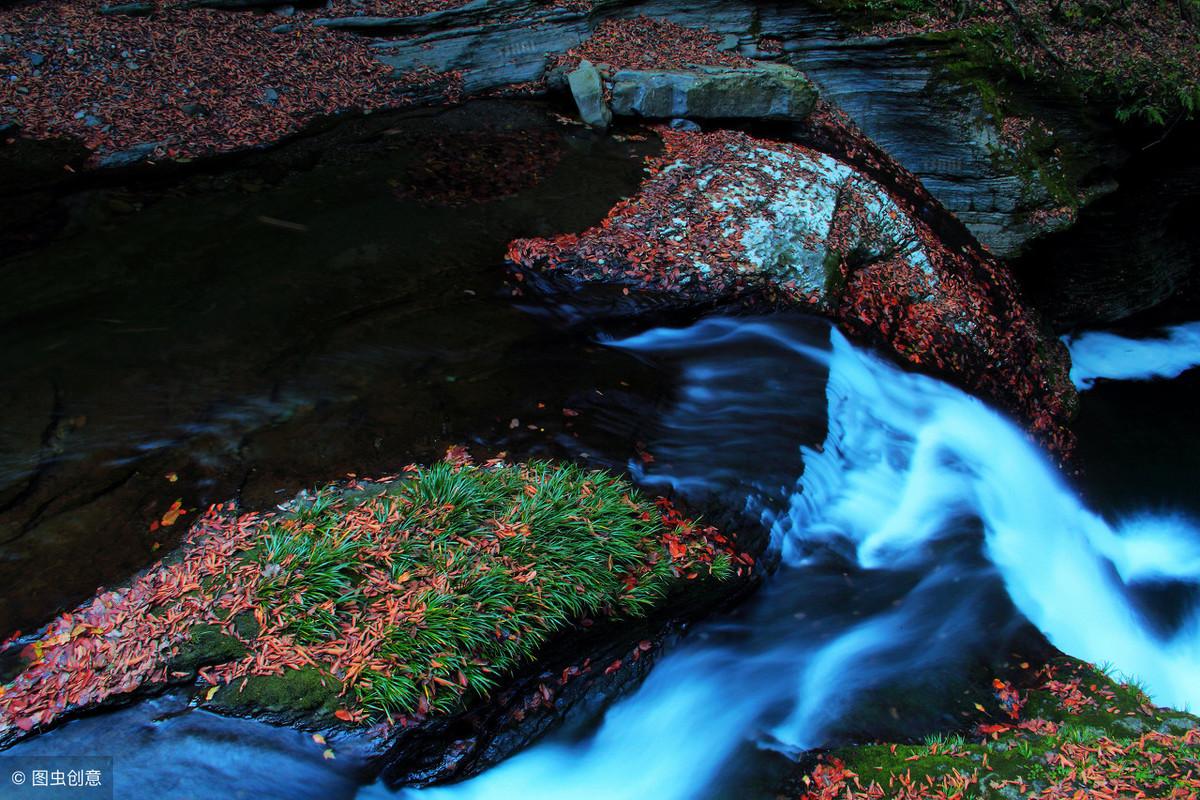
[2,100,1199,799]
[376,314,1200,800]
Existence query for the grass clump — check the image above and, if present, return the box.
[183,453,739,723]
[796,657,1200,799]
[1,452,742,738]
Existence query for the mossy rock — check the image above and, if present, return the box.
[794,657,1200,798]
[210,667,341,718]
[167,625,247,674]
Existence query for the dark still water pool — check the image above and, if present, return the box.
[0,99,661,634]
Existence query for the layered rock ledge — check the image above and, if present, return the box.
[3,0,1189,267]
[507,127,1077,454]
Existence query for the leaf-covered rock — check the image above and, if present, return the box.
[507,127,1077,454]
[0,451,744,746]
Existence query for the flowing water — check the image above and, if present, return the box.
[372,314,1200,800]
[1066,321,1200,390]
[3,100,1200,800]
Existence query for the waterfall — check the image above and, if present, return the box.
[381,315,1200,800]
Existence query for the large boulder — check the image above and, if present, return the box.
[507,128,1076,455]
[568,60,612,130]
[608,62,816,121]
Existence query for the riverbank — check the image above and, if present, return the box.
[796,657,1200,799]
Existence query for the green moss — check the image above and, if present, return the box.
[230,611,260,641]
[167,624,247,674]
[811,658,1200,798]
[822,248,847,303]
[212,667,339,715]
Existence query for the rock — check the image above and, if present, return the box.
[97,141,163,169]
[716,33,740,51]
[608,62,816,122]
[261,87,279,106]
[99,2,153,15]
[507,128,1076,454]
[1015,129,1200,327]
[26,52,44,67]
[370,0,591,96]
[764,4,1129,257]
[567,60,612,130]
[0,462,760,786]
[269,23,296,34]
[669,118,701,131]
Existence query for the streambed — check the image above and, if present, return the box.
[1,99,1199,799]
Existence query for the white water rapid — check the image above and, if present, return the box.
[1065,320,1200,390]
[371,315,1200,800]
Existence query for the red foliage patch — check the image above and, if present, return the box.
[0,0,466,161]
[554,16,753,72]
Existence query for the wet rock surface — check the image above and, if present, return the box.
[1015,125,1200,328]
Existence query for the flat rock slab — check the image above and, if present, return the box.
[608,63,816,121]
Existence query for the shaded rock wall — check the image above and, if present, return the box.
[362,0,1132,257]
